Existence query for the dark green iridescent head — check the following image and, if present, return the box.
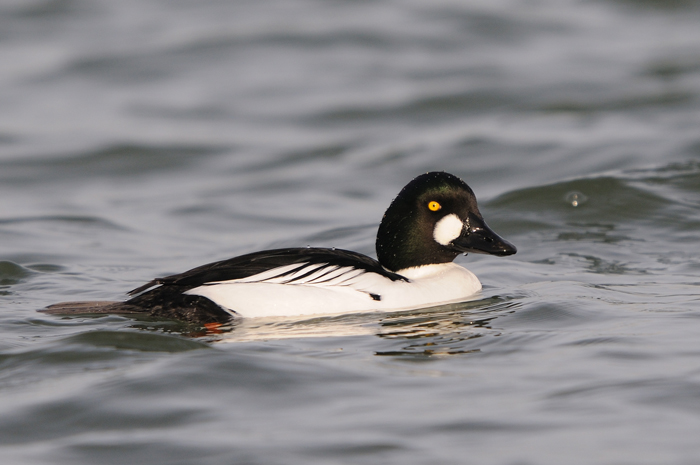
[376,172,516,271]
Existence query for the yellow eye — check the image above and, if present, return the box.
[428,201,441,211]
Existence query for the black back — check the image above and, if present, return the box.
[129,247,407,296]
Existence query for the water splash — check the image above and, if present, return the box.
[565,191,588,207]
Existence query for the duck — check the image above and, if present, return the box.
[43,172,516,324]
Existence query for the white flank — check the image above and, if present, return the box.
[433,214,464,246]
[185,262,481,318]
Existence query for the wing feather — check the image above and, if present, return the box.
[128,248,407,295]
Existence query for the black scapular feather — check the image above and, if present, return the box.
[128,248,406,295]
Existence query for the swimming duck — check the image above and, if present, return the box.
[44,172,516,323]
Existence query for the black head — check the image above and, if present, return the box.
[376,171,516,272]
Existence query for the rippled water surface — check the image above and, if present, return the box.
[2,0,700,463]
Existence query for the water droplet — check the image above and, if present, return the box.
[565,191,587,207]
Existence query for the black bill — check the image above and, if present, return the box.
[450,213,517,256]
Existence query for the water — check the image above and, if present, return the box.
[1,0,700,463]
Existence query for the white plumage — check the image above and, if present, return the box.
[186,262,481,318]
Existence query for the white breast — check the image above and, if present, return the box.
[184,262,482,318]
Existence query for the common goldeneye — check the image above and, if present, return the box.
[44,172,516,323]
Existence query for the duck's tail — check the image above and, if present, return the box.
[41,292,233,324]
[41,301,144,315]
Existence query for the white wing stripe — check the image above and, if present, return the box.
[327,268,365,285]
[212,263,308,284]
[304,266,342,283]
[275,264,327,284]
[202,262,373,287]
[285,265,340,284]
[306,266,357,284]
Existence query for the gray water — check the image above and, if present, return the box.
[2,0,700,463]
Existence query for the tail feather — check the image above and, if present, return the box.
[41,301,143,315]
[41,293,233,324]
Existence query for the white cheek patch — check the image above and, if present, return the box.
[433,214,464,246]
